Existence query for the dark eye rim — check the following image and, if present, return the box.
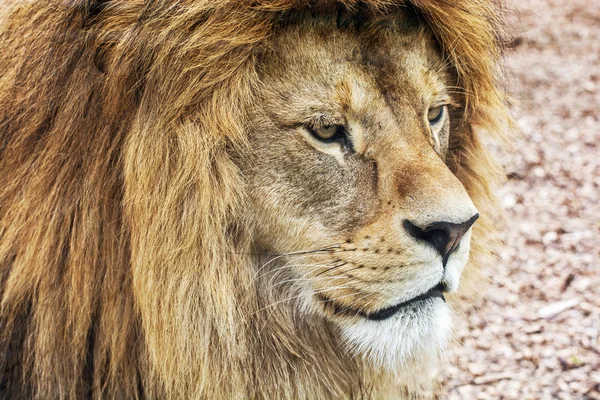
[428,106,445,125]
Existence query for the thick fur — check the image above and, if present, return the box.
[0,1,509,398]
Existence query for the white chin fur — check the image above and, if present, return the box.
[340,298,452,372]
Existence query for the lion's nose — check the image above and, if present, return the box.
[403,214,479,265]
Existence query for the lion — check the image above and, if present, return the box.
[0,1,509,398]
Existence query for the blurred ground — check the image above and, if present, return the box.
[444,0,600,399]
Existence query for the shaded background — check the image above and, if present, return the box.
[444,0,600,398]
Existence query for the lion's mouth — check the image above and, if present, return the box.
[319,282,446,321]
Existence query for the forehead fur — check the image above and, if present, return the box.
[259,9,448,120]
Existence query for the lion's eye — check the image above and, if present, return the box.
[427,106,445,125]
[309,124,344,142]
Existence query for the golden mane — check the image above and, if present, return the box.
[0,1,509,398]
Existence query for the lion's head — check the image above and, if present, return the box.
[242,10,481,368]
[0,1,508,398]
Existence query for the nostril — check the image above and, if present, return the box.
[403,213,479,265]
[420,228,451,258]
[404,221,453,262]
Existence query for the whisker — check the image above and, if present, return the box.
[266,261,340,287]
[268,274,349,291]
[255,285,352,315]
[255,248,356,282]
[263,259,343,282]
[314,261,348,277]
[255,254,329,281]
[318,290,374,312]
[252,243,344,280]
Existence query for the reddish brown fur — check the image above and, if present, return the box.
[0,1,509,398]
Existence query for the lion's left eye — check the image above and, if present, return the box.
[308,124,346,142]
[427,106,445,125]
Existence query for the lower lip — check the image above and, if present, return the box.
[362,284,446,321]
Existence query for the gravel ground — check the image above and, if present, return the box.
[444,0,600,399]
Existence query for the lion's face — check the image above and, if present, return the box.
[238,14,478,368]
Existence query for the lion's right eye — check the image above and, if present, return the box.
[427,105,445,125]
[308,124,345,142]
